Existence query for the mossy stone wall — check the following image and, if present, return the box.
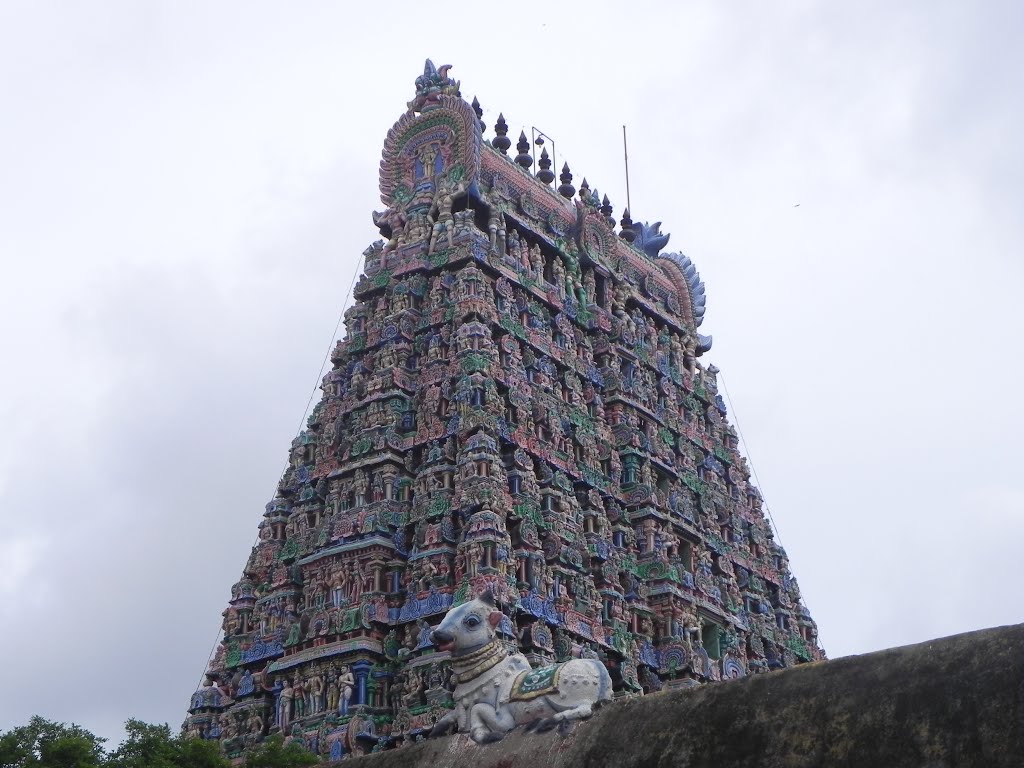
[338,623,1023,768]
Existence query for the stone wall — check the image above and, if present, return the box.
[338,622,1023,768]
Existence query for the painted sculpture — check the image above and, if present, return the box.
[429,590,612,742]
[184,59,824,761]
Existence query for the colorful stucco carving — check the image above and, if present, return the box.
[185,60,824,761]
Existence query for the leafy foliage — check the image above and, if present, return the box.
[244,735,320,768]
[105,720,229,768]
[0,717,258,768]
[0,716,105,768]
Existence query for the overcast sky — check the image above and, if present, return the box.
[1,0,1022,749]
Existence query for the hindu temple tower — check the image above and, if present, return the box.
[185,61,824,761]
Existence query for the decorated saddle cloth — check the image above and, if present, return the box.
[509,664,562,701]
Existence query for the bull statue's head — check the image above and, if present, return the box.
[430,590,503,657]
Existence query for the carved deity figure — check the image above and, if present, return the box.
[338,665,355,714]
[326,676,340,713]
[277,679,295,731]
[353,469,368,507]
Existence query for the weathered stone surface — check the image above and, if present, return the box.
[337,623,1024,768]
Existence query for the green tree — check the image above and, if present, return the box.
[0,716,105,768]
[244,735,319,767]
[105,719,228,768]
[173,736,233,768]
[104,720,177,768]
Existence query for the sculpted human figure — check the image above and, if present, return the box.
[429,179,466,253]
[338,665,355,714]
[529,243,543,276]
[389,673,405,717]
[403,669,424,708]
[331,565,348,607]
[350,561,365,600]
[426,334,443,362]
[247,711,264,738]
[404,211,431,245]
[326,676,340,713]
[378,343,398,372]
[353,469,368,507]
[292,677,306,719]
[277,678,295,731]
[417,141,439,180]
[552,253,569,292]
[372,206,407,253]
[418,558,437,591]
[371,473,385,502]
[308,673,325,714]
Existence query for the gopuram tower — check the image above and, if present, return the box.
[185,61,824,761]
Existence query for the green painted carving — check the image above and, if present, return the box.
[339,607,360,634]
[391,184,411,205]
[787,636,812,661]
[515,499,547,530]
[429,249,452,268]
[428,497,450,517]
[459,353,490,373]
[225,641,242,668]
[682,472,705,495]
[580,464,609,490]
[659,427,675,449]
[277,537,299,561]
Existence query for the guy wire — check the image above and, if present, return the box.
[197,249,365,689]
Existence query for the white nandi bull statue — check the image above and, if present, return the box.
[429,590,612,743]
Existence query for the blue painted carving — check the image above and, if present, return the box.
[661,251,705,325]
[563,294,578,319]
[237,669,255,696]
[703,454,724,475]
[520,591,559,624]
[241,639,284,664]
[396,591,455,622]
[632,221,671,258]
[639,641,660,668]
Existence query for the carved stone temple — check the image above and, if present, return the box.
[185,61,824,761]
